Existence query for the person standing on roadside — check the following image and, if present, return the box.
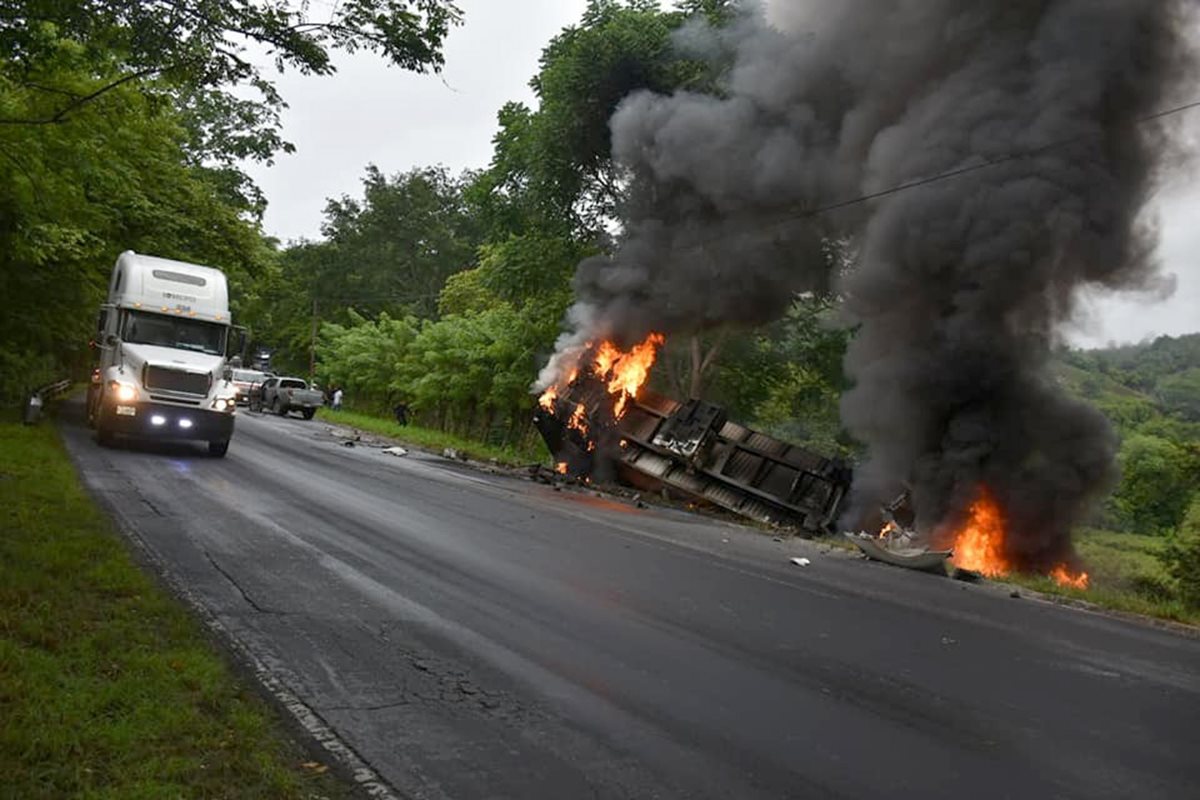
[332,386,344,411]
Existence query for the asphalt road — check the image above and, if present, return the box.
[61,401,1200,800]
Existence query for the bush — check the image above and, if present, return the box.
[1110,434,1198,534]
[1163,495,1200,607]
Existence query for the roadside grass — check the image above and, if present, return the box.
[317,407,548,466]
[1004,528,1199,626]
[0,414,347,799]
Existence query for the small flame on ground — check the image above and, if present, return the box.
[555,461,568,475]
[949,488,1089,589]
[878,521,903,539]
[1049,564,1090,589]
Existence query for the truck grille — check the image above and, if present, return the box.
[144,366,210,396]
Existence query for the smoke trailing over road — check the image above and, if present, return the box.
[540,1,1196,570]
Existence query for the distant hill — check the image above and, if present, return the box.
[1060,333,1200,424]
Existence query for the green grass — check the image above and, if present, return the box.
[317,408,548,467]
[1004,528,1199,625]
[0,415,348,799]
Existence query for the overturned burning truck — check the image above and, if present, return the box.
[533,334,851,535]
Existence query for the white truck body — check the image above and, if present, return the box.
[88,251,239,456]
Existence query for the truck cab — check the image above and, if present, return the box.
[87,251,240,456]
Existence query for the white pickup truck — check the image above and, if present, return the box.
[257,376,324,420]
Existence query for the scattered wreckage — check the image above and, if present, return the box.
[533,364,956,573]
[843,491,953,572]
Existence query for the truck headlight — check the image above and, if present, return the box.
[211,396,236,412]
[110,381,138,403]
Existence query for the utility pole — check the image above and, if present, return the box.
[310,298,317,382]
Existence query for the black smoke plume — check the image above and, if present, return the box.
[539,0,1196,570]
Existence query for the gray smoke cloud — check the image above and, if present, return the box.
[541,0,1196,570]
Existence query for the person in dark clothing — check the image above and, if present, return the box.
[393,401,409,426]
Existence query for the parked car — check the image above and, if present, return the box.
[230,368,271,406]
[256,376,324,420]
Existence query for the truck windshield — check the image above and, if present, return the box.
[122,310,226,355]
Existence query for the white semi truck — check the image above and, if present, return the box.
[87,251,240,456]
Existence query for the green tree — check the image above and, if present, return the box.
[478,0,724,236]
[318,165,484,317]
[1110,434,1200,535]
[1,2,459,129]
[1163,494,1200,607]
[1157,368,1200,422]
[0,27,271,401]
[318,311,419,406]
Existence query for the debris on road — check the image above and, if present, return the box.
[341,440,356,448]
[845,491,951,573]
[442,447,468,461]
[789,557,811,567]
[381,446,408,457]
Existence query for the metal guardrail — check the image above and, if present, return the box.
[23,379,72,425]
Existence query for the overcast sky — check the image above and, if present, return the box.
[242,0,1198,349]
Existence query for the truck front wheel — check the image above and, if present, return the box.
[208,439,230,457]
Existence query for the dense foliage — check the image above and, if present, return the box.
[0,0,459,403]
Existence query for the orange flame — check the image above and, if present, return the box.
[538,368,580,412]
[555,461,568,475]
[539,384,558,412]
[878,520,903,539]
[567,402,589,437]
[950,488,1090,590]
[537,333,665,422]
[599,333,665,419]
[950,489,1014,577]
[1049,564,1090,589]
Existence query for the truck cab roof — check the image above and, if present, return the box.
[108,251,230,323]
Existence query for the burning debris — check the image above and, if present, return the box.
[534,1,1196,586]
[940,489,1089,588]
[847,488,1090,587]
[846,491,952,573]
[534,335,850,533]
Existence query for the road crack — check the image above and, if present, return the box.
[315,699,412,713]
[202,549,287,615]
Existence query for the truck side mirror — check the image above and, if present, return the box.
[222,366,233,381]
[229,325,248,360]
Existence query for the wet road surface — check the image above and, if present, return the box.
[61,401,1200,799]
